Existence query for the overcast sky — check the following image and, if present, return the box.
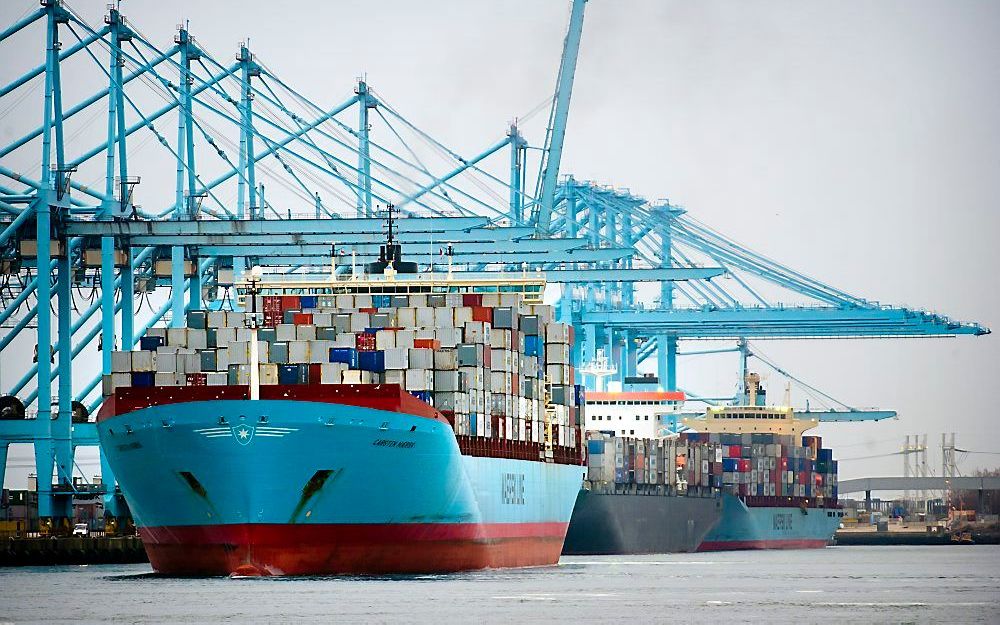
[1,0,998,486]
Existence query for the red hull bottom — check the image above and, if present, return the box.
[139,522,569,576]
[698,538,829,551]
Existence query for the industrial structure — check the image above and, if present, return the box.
[0,0,988,531]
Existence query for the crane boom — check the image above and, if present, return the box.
[536,0,587,235]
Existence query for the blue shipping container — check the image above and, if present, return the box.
[300,295,318,309]
[139,336,164,351]
[279,364,306,385]
[329,347,359,369]
[524,335,542,357]
[722,458,739,472]
[372,295,392,308]
[587,439,605,455]
[408,390,432,404]
[358,350,385,373]
[131,372,154,387]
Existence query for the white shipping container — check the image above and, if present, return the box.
[433,307,452,328]
[227,311,246,328]
[308,340,330,364]
[147,327,167,339]
[354,294,372,308]
[342,369,373,384]
[166,327,188,347]
[546,363,572,385]
[295,325,317,341]
[527,304,555,325]
[434,370,466,392]
[375,330,396,350]
[276,324,297,341]
[384,347,410,370]
[260,363,279,385]
[394,330,415,349]
[288,341,311,363]
[490,329,513,349]
[207,310,227,328]
[181,352,201,374]
[396,307,417,327]
[453,307,473,326]
[408,348,434,369]
[405,368,433,391]
[187,329,208,350]
[349,312,370,332]
[332,333,356,348]
[216,327,237,345]
[228,341,250,365]
[335,294,355,309]
[490,349,514,372]
[482,293,501,307]
[545,342,571,365]
[321,362,348,384]
[383,370,406,385]
[433,349,458,370]
[206,372,228,386]
[235,328,254,343]
[545,323,572,344]
[111,372,131,390]
[312,312,333,327]
[435,391,469,412]
[415,307,435,327]
[111,351,131,373]
[436,327,463,348]
[154,372,183,386]
[131,350,157,372]
[155,351,177,373]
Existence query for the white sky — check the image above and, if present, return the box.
[1,0,998,486]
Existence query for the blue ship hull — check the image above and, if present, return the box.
[98,391,584,575]
[699,493,841,550]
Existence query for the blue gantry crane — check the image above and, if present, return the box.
[0,0,987,530]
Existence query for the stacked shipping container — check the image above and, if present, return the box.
[103,291,584,451]
[584,432,716,498]
[681,432,838,504]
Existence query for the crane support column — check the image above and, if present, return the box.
[508,124,524,223]
[357,80,374,218]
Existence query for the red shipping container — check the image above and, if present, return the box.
[186,373,207,386]
[308,364,322,384]
[293,313,313,325]
[413,338,440,349]
[355,333,377,351]
[263,296,283,312]
[779,457,789,471]
[462,294,483,307]
[471,306,493,324]
[738,459,751,472]
[798,471,807,485]
[281,295,300,311]
[729,444,741,458]
[358,307,377,314]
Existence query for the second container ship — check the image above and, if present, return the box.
[683,374,843,551]
[97,234,586,575]
[563,390,722,555]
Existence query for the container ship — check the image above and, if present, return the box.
[97,231,586,576]
[562,386,723,555]
[682,374,843,551]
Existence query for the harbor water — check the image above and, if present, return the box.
[1,545,997,623]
